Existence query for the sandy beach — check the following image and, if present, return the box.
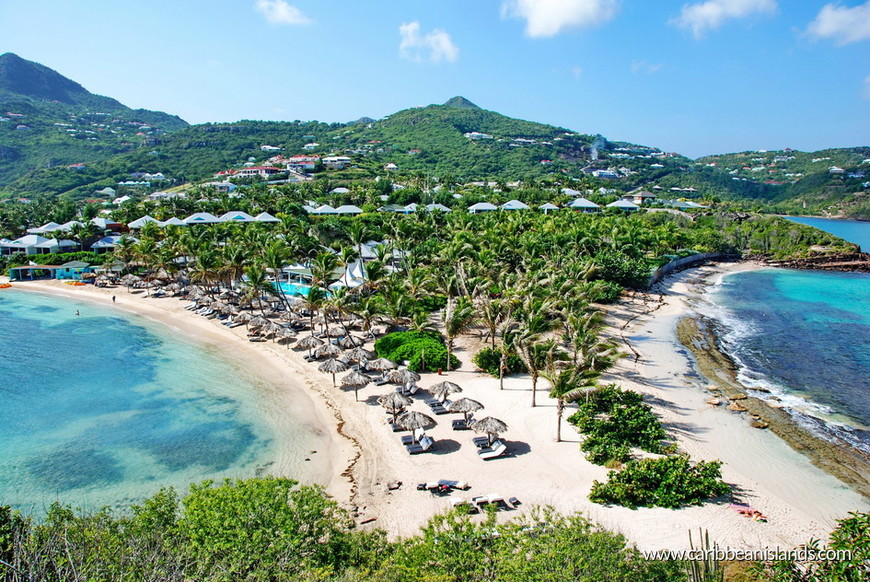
[5,263,868,552]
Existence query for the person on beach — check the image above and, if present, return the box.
[112,296,116,303]
[75,310,80,316]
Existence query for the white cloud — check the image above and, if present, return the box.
[501,0,619,38]
[399,21,459,63]
[254,0,311,26]
[807,2,870,46]
[672,0,777,38]
[631,60,662,74]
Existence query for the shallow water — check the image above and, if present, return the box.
[0,289,322,513]
[784,216,870,252]
[706,269,870,452]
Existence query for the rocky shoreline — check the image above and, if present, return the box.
[676,314,870,500]
[759,251,870,273]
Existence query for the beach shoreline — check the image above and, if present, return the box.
[3,269,867,552]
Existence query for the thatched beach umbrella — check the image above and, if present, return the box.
[276,327,296,347]
[314,343,342,358]
[337,335,365,349]
[366,358,396,372]
[248,316,270,329]
[326,325,346,338]
[318,358,348,387]
[345,346,375,362]
[447,397,484,423]
[397,411,436,443]
[340,370,371,401]
[378,392,413,423]
[470,416,508,446]
[297,335,324,357]
[431,381,463,403]
[235,312,253,323]
[387,368,421,385]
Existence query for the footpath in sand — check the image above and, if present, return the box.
[10,265,868,552]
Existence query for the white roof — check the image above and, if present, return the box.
[561,188,583,197]
[425,203,451,212]
[310,205,337,215]
[128,215,160,229]
[26,222,62,234]
[91,235,130,248]
[160,217,186,226]
[607,200,640,209]
[334,205,363,215]
[403,203,418,212]
[330,187,350,194]
[568,198,600,208]
[501,200,530,210]
[254,212,280,223]
[219,211,256,222]
[184,212,223,224]
[468,202,498,212]
[539,203,559,210]
[2,234,50,248]
[329,259,367,289]
[34,238,77,249]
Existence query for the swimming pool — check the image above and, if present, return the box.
[276,281,314,297]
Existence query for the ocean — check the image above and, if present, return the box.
[706,268,870,453]
[0,289,323,513]
[784,216,870,252]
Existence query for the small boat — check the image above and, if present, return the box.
[0,283,11,288]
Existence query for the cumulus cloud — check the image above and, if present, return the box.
[254,0,312,26]
[807,2,870,46]
[672,0,777,38]
[399,21,459,63]
[501,0,620,38]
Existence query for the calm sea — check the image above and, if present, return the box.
[707,269,870,453]
[0,290,321,513]
[785,216,870,252]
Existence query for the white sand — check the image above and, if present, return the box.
[7,266,867,552]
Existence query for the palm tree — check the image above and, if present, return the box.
[442,296,476,372]
[242,264,274,316]
[513,301,558,407]
[544,364,598,442]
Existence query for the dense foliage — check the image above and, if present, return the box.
[472,346,525,377]
[568,384,668,465]
[374,330,459,372]
[588,456,731,509]
[0,479,686,581]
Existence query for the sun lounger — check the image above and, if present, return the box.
[429,403,448,415]
[227,321,244,328]
[406,436,434,455]
[373,377,389,386]
[449,497,480,513]
[472,436,492,448]
[508,496,521,507]
[452,416,474,431]
[401,428,426,446]
[478,441,508,460]
[438,479,469,490]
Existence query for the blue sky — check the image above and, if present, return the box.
[2,0,868,158]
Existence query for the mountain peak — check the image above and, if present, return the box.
[443,96,480,110]
[0,52,93,104]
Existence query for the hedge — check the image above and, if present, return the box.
[472,347,526,377]
[374,330,459,373]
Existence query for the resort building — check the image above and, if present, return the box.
[568,198,601,212]
[539,202,560,213]
[467,202,499,214]
[8,260,93,281]
[501,200,531,211]
[0,235,77,255]
[606,200,640,212]
[623,190,657,205]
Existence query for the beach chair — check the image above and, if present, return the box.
[429,403,448,415]
[401,428,426,446]
[472,436,492,448]
[373,376,389,386]
[452,416,474,431]
[438,479,470,490]
[478,441,508,460]
[406,436,434,454]
[449,497,479,513]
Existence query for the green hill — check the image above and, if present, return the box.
[0,52,188,186]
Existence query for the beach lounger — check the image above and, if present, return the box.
[406,436,434,455]
[373,377,389,386]
[449,497,480,513]
[473,436,493,448]
[429,403,448,415]
[439,479,469,490]
[227,321,244,328]
[478,441,508,460]
[452,416,474,431]
[401,428,426,446]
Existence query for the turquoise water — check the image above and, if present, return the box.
[0,290,319,513]
[785,216,870,252]
[709,269,870,452]
[277,282,313,297]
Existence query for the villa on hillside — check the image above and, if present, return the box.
[623,190,657,205]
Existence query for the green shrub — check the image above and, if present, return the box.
[414,294,448,312]
[589,455,731,509]
[472,347,525,377]
[375,330,459,372]
[568,384,667,465]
